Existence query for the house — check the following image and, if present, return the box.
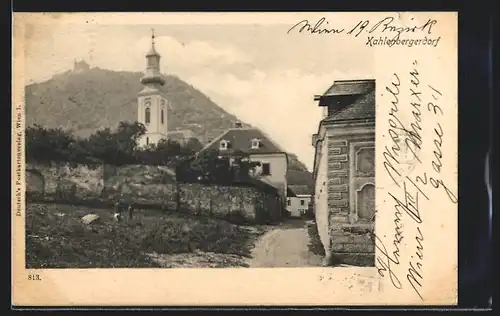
[198,122,289,209]
[286,185,312,217]
[312,79,376,267]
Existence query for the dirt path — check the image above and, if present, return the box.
[248,219,323,268]
[146,220,323,268]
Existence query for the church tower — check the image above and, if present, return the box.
[137,29,169,147]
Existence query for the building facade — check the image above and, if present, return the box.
[312,79,376,267]
[198,122,288,207]
[286,185,312,217]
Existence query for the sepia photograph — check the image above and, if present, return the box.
[23,22,376,270]
[13,12,458,306]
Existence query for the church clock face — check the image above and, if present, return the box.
[144,97,152,107]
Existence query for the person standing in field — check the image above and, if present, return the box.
[127,204,134,220]
[113,197,126,222]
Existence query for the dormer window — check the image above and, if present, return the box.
[220,140,231,150]
[250,138,261,149]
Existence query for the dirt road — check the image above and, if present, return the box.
[248,219,323,267]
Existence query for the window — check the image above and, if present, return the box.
[145,107,151,124]
[161,109,164,124]
[300,199,305,206]
[287,199,291,206]
[250,138,260,149]
[220,140,231,150]
[146,137,149,145]
[262,163,271,176]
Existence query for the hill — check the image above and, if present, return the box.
[25,67,313,191]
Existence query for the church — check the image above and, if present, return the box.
[136,31,194,147]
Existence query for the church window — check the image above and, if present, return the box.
[161,109,164,124]
[146,137,149,145]
[145,107,151,124]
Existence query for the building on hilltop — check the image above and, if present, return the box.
[198,121,289,210]
[73,59,90,73]
[311,79,376,267]
[286,184,312,217]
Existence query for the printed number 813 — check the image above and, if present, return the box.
[28,274,41,281]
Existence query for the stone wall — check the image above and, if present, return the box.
[26,163,177,209]
[179,182,281,224]
[25,163,278,224]
[324,122,376,267]
[26,163,105,200]
[103,164,177,209]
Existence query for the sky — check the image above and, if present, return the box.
[23,16,375,171]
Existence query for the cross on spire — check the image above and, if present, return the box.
[151,28,155,46]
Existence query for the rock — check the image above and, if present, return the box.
[81,214,100,225]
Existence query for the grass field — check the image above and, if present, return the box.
[26,203,265,268]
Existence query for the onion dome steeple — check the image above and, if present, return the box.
[140,28,165,86]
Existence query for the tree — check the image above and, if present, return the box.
[187,150,227,182]
[81,121,146,165]
[115,121,146,155]
[230,150,261,181]
[25,124,83,163]
[184,138,203,153]
[135,138,185,166]
[178,149,260,184]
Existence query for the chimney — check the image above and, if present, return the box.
[234,121,242,128]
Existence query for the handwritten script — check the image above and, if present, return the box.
[374,60,457,301]
[287,16,437,41]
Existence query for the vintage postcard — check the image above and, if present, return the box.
[12,12,458,306]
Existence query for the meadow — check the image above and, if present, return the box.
[26,203,265,268]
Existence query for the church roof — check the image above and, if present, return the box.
[146,44,160,57]
[198,126,286,155]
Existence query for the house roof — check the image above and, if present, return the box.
[322,88,376,122]
[198,127,286,155]
[287,184,311,197]
[322,79,375,97]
